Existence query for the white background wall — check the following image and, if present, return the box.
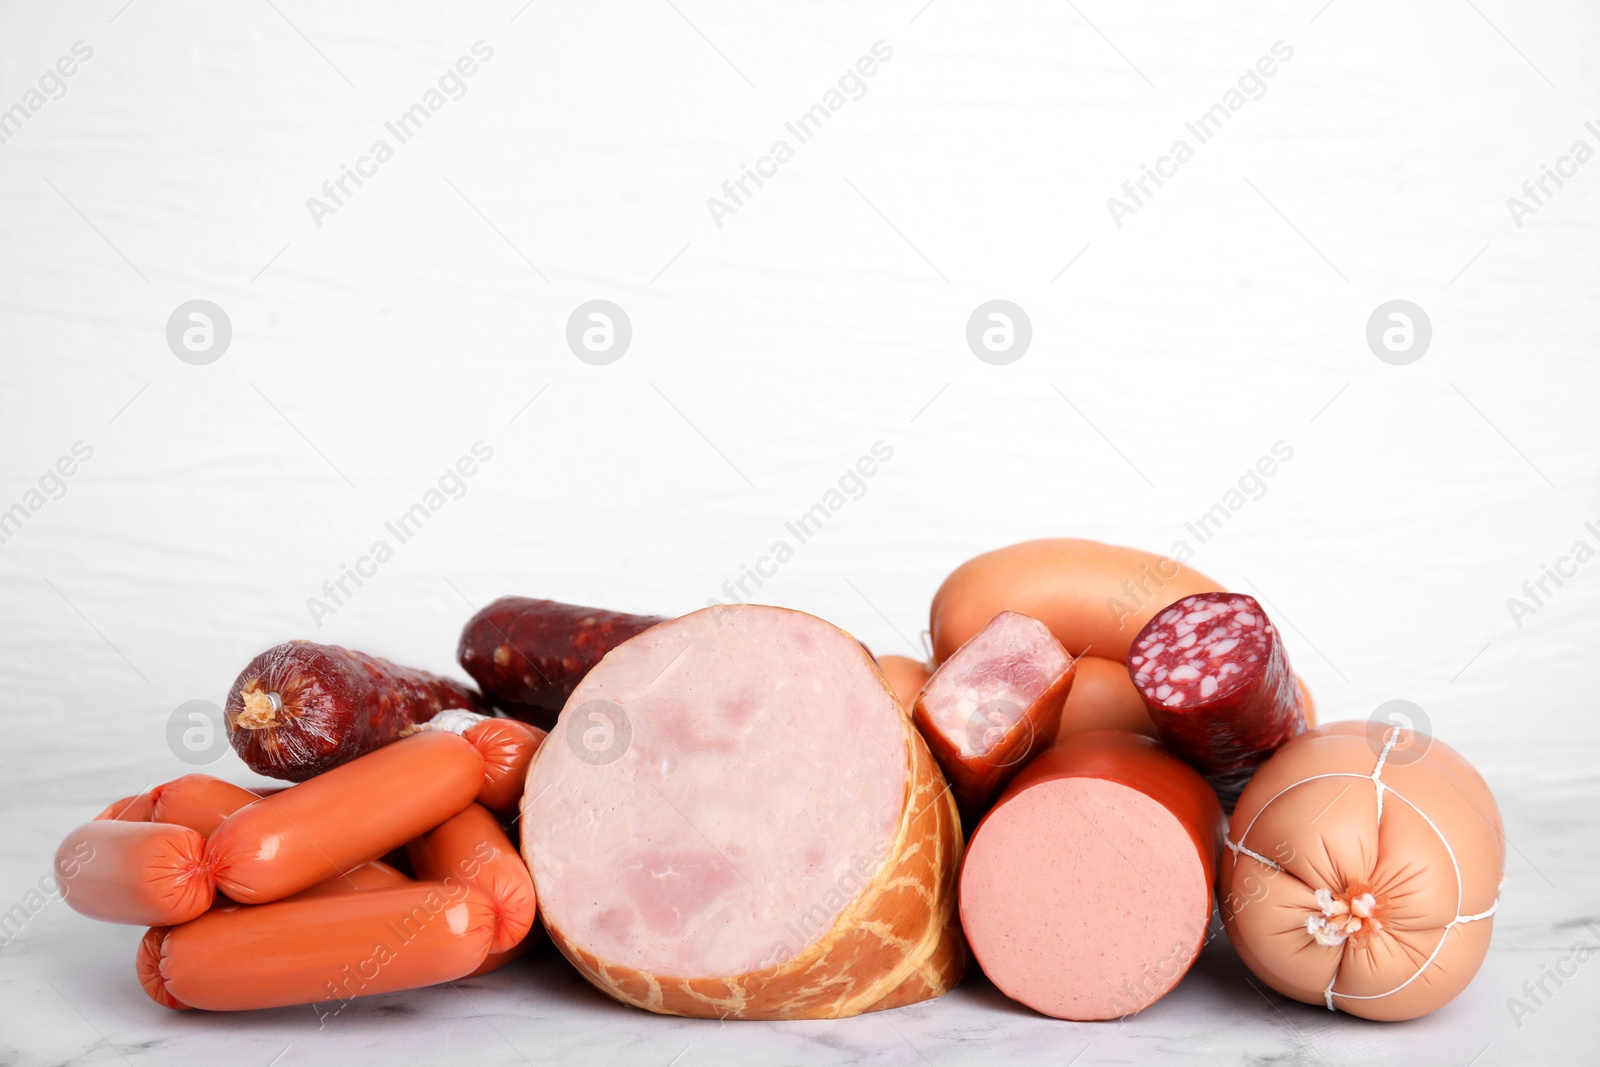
[0,1,1596,1060]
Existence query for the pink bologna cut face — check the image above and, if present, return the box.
[522,607,909,980]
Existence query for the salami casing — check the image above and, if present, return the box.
[457,597,667,726]
[1126,592,1304,807]
[225,641,480,781]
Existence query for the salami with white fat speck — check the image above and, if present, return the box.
[1125,592,1304,808]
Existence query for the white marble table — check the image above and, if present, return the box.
[3,0,1597,1063]
[3,767,1592,1067]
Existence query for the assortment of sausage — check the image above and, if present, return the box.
[56,538,1500,1027]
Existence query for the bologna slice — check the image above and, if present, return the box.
[1220,722,1504,1021]
[522,605,965,1020]
[929,539,1223,664]
[1127,592,1304,807]
[457,596,668,726]
[912,611,1075,808]
[960,730,1223,1020]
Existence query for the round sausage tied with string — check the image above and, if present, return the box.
[1218,722,1504,1021]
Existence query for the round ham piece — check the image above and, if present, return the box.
[1219,722,1504,1021]
[521,605,966,1020]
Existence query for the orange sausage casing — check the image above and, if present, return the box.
[406,803,535,955]
[1219,722,1502,1021]
[206,732,483,905]
[1054,655,1156,739]
[876,655,933,713]
[137,927,190,1009]
[930,539,1223,665]
[405,709,545,817]
[94,776,274,835]
[56,821,214,927]
[95,793,155,822]
[288,859,413,900]
[148,775,263,836]
[141,860,419,1010]
[141,882,497,1011]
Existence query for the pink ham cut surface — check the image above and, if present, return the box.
[520,605,965,1019]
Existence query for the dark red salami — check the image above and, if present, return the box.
[1125,592,1304,809]
[456,597,667,727]
[225,641,480,781]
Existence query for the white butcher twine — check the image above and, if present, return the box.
[1223,727,1503,1013]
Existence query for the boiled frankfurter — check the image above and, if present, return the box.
[141,883,497,1011]
[288,859,412,900]
[406,803,535,955]
[95,793,155,822]
[55,821,214,927]
[138,859,414,1011]
[206,731,483,905]
[148,775,263,836]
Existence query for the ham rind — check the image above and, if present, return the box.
[959,731,1224,1020]
[913,611,1075,809]
[521,605,965,1020]
[1126,592,1304,808]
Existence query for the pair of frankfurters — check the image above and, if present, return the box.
[64,733,484,924]
[61,733,539,1011]
[137,803,534,1011]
